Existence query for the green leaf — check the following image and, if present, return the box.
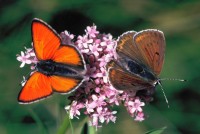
[145,126,167,134]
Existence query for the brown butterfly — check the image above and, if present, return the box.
[107,30,166,102]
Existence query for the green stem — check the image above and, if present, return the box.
[56,113,71,134]
[69,117,74,134]
[29,108,48,134]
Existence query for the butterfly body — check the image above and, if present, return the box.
[18,18,86,104]
[118,56,157,83]
[107,29,165,100]
[37,58,84,79]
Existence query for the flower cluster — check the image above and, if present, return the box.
[16,25,146,129]
[61,26,146,128]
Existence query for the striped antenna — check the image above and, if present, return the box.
[160,78,186,82]
[157,81,170,108]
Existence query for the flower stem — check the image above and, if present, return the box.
[56,113,71,134]
[28,108,48,134]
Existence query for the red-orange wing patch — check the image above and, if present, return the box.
[50,76,82,93]
[52,45,85,70]
[32,18,61,60]
[18,72,53,104]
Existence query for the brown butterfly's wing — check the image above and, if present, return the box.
[18,72,53,104]
[116,31,142,63]
[133,29,165,75]
[32,18,61,60]
[107,60,154,91]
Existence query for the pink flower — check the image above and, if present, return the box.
[21,76,27,86]
[128,98,145,114]
[104,86,122,105]
[76,35,93,53]
[90,94,106,108]
[16,51,32,68]
[77,35,93,48]
[25,47,35,57]
[60,30,74,45]
[86,25,99,38]
[135,112,145,122]
[98,55,111,67]
[100,34,113,46]
[85,100,96,114]
[65,101,84,119]
[93,67,108,83]
[88,44,102,57]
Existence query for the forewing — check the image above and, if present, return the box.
[116,31,142,63]
[18,72,52,104]
[133,29,165,75]
[32,18,61,60]
[52,45,86,71]
[50,76,83,93]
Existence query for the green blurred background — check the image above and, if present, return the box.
[1,0,200,133]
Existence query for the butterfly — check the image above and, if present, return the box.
[107,30,166,101]
[18,18,86,104]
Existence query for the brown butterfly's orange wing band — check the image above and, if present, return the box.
[18,72,53,104]
[133,30,165,75]
[32,18,61,60]
[106,60,122,70]
[50,76,83,93]
[116,31,143,63]
[52,45,85,70]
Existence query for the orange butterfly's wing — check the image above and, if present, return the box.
[133,29,165,75]
[52,45,86,71]
[107,60,154,91]
[18,72,53,104]
[50,76,83,93]
[32,18,61,60]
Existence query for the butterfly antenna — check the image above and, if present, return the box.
[160,78,186,82]
[157,81,170,108]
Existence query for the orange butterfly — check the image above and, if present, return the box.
[18,18,86,104]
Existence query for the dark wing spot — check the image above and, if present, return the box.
[155,52,159,55]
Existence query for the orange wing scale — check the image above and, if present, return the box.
[50,76,81,93]
[53,46,84,66]
[18,72,53,104]
[32,19,61,60]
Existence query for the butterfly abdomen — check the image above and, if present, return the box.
[37,60,81,78]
